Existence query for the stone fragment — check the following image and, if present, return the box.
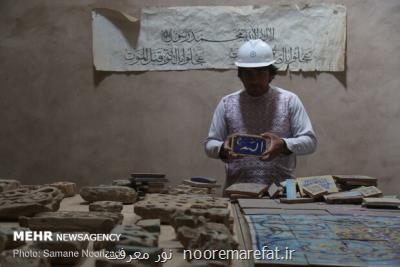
[0,249,51,266]
[134,193,229,225]
[19,211,123,233]
[89,201,123,213]
[171,212,199,230]
[297,175,339,195]
[0,179,20,192]
[324,191,363,204]
[80,186,137,204]
[136,219,161,234]
[0,186,64,220]
[0,226,28,249]
[302,183,328,198]
[362,197,400,208]
[30,232,88,265]
[333,174,377,186]
[169,184,211,195]
[355,186,383,197]
[46,181,77,197]
[176,222,238,261]
[224,183,268,197]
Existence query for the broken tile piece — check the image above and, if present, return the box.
[19,211,123,233]
[356,186,383,198]
[176,222,238,261]
[224,183,268,197]
[333,174,377,186]
[0,186,64,220]
[303,183,328,198]
[297,175,339,195]
[324,191,363,204]
[80,186,137,204]
[89,201,123,213]
[362,197,400,208]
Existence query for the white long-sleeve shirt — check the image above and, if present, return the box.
[205,87,317,158]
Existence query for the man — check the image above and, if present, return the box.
[205,39,317,189]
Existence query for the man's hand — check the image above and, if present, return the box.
[219,135,243,160]
[260,132,291,161]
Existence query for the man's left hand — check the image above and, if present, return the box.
[260,132,290,161]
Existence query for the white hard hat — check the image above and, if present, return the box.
[235,39,276,68]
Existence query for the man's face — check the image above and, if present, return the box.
[239,67,271,97]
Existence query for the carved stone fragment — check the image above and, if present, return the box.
[89,201,123,213]
[0,186,64,220]
[80,186,137,204]
[0,179,20,192]
[176,222,238,260]
[169,184,211,195]
[46,181,77,197]
[324,191,363,204]
[134,193,229,225]
[302,183,328,198]
[224,183,268,197]
[19,211,123,233]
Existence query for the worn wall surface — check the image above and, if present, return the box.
[0,0,399,194]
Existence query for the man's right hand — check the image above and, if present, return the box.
[219,136,243,160]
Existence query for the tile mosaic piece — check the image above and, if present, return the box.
[231,134,269,157]
[343,240,400,267]
[297,175,339,195]
[246,213,400,267]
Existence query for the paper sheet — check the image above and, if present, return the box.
[93,5,346,71]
